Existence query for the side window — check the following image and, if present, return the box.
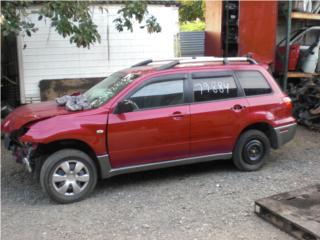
[236,71,272,96]
[193,76,238,102]
[129,80,184,109]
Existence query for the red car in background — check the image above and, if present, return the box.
[2,57,296,203]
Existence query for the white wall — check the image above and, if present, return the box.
[18,4,179,103]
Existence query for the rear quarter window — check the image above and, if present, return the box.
[236,71,272,96]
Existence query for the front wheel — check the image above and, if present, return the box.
[233,130,270,171]
[40,149,97,204]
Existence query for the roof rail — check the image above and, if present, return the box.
[131,56,258,69]
[131,59,153,67]
[177,57,258,65]
[156,60,180,70]
[131,57,190,67]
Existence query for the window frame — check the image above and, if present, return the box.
[117,73,189,112]
[188,70,244,104]
[234,70,274,97]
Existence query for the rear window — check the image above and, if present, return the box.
[193,76,238,102]
[236,71,272,96]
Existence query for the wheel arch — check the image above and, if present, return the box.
[35,139,103,178]
[238,122,278,149]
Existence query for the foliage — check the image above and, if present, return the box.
[0,1,161,48]
[1,1,35,36]
[113,1,161,33]
[180,20,205,32]
[179,0,205,23]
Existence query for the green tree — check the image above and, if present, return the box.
[179,0,205,23]
[0,1,161,48]
[113,1,161,33]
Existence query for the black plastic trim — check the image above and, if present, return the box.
[131,59,152,67]
[96,154,111,179]
[107,152,232,178]
[156,60,179,70]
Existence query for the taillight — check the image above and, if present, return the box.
[283,96,293,110]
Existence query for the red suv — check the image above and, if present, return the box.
[2,57,296,203]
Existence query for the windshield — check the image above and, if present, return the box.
[84,71,140,108]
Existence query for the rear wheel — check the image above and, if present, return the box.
[233,130,270,171]
[40,149,97,203]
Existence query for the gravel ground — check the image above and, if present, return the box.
[1,126,320,240]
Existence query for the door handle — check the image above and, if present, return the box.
[231,104,246,111]
[171,111,185,120]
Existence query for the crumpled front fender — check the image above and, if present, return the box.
[19,109,109,156]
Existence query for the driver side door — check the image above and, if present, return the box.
[107,74,190,168]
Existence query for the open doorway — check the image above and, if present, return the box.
[1,34,20,109]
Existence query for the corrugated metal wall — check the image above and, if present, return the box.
[179,31,205,57]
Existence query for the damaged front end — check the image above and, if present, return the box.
[3,127,38,173]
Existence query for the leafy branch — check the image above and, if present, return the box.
[113,1,161,33]
[0,1,162,48]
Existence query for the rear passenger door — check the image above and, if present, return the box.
[189,71,249,157]
[235,70,274,118]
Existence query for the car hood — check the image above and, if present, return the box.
[2,101,70,133]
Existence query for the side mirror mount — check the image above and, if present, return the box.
[115,100,137,114]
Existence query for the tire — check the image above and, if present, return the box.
[40,149,97,204]
[233,130,270,171]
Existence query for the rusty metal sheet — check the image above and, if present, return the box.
[39,77,104,101]
[255,184,320,240]
[238,1,278,64]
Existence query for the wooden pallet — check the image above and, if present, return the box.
[255,184,320,240]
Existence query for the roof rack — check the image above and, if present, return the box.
[156,60,180,70]
[131,59,153,67]
[131,56,258,70]
[131,57,192,67]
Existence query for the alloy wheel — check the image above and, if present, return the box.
[52,160,90,196]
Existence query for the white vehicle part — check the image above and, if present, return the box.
[301,40,320,73]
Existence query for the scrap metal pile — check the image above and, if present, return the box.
[288,77,320,131]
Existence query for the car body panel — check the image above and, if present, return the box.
[19,108,109,155]
[189,98,249,156]
[1,101,69,133]
[107,105,190,168]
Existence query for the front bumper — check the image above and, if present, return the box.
[3,133,35,172]
[274,123,297,147]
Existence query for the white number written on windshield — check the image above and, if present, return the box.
[194,81,230,95]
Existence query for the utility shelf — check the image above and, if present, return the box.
[291,11,320,20]
[287,71,320,78]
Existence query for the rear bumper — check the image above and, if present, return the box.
[274,123,297,147]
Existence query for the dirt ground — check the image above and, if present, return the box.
[1,126,320,240]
